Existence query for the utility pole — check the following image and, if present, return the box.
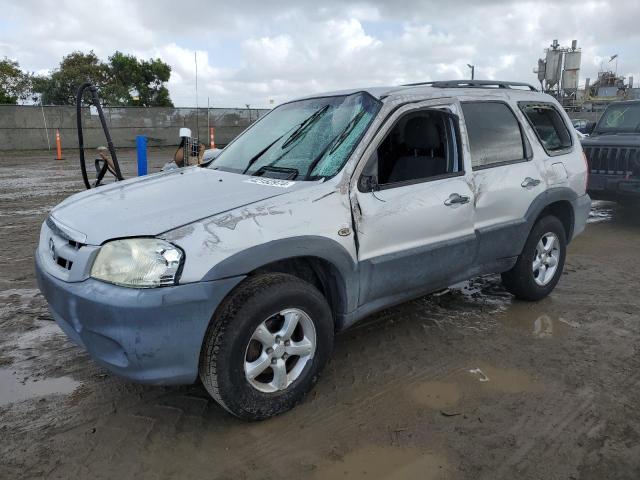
[194,51,199,142]
[467,64,475,80]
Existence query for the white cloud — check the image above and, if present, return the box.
[0,0,638,107]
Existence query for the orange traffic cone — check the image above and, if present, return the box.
[210,127,216,149]
[55,129,64,160]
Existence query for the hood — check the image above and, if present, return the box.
[50,167,306,245]
[581,133,640,148]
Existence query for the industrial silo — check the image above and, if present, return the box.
[562,47,581,93]
[545,47,563,89]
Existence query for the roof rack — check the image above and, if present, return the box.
[402,80,538,92]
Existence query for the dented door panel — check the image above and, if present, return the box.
[350,99,477,306]
[355,176,475,304]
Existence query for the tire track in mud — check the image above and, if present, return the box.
[489,391,593,479]
[492,354,640,478]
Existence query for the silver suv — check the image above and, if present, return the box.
[36,80,590,419]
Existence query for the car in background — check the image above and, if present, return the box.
[581,100,640,204]
[574,129,587,140]
[572,118,596,135]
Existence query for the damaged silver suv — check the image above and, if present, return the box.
[36,80,590,420]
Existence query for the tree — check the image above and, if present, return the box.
[102,52,173,107]
[0,58,31,104]
[32,50,173,107]
[32,51,107,105]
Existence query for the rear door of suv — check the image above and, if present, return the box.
[460,100,546,266]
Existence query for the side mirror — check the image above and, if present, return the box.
[358,175,379,192]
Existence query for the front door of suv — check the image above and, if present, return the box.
[460,100,545,265]
[352,101,476,307]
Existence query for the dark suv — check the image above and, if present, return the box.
[581,100,640,203]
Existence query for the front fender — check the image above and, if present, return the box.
[202,236,360,317]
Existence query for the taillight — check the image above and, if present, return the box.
[582,151,589,193]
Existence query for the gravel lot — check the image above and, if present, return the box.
[1,148,639,479]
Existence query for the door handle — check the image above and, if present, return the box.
[444,193,470,206]
[521,177,541,189]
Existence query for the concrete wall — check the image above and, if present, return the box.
[0,105,270,150]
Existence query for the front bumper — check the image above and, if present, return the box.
[588,174,640,199]
[35,252,244,385]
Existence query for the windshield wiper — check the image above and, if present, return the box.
[280,105,330,149]
[328,110,366,155]
[241,132,287,175]
[254,165,298,180]
[304,109,366,179]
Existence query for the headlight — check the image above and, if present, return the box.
[91,238,184,288]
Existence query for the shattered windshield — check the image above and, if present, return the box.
[595,102,640,134]
[209,92,381,180]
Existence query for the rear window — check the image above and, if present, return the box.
[519,102,572,153]
[461,102,526,169]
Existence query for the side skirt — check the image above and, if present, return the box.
[337,256,517,331]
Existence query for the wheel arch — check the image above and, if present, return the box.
[201,236,359,327]
[536,200,575,241]
[527,187,578,242]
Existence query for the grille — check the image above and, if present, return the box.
[43,218,86,274]
[583,145,640,176]
[54,239,82,270]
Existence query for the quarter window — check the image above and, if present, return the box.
[519,103,572,153]
[461,102,526,169]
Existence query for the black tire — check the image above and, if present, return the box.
[199,273,334,420]
[501,215,567,301]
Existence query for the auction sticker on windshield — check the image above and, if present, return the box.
[244,178,296,188]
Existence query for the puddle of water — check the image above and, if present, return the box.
[409,381,461,409]
[500,302,577,338]
[409,365,543,411]
[588,200,615,224]
[312,446,451,480]
[464,365,543,394]
[0,368,80,406]
[451,276,513,307]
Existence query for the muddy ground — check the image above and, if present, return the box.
[1,148,639,479]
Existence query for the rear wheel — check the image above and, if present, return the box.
[199,273,334,420]
[501,215,567,301]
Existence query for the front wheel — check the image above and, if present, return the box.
[199,273,334,420]
[501,215,567,301]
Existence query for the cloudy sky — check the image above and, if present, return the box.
[1,0,638,108]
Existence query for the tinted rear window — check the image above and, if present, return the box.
[461,102,525,169]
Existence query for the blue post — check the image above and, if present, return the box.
[136,135,148,176]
